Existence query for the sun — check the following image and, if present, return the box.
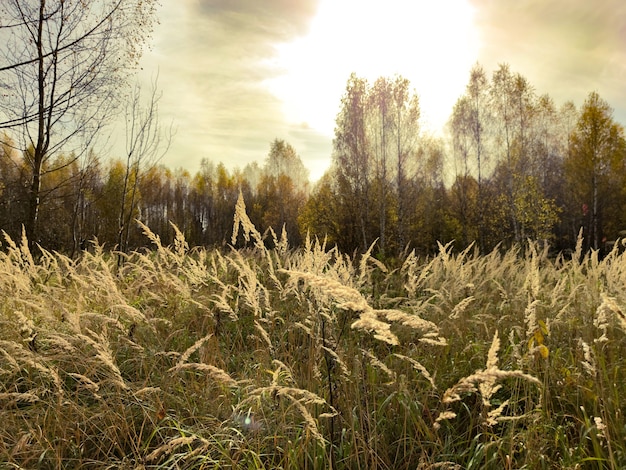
[265,0,480,136]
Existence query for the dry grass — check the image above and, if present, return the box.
[1,215,626,469]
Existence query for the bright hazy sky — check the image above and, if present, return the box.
[131,0,626,181]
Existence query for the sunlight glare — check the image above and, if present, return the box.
[266,0,480,136]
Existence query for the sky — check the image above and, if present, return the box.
[130,0,626,181]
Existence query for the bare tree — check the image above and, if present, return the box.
[449,64,490,250]
[332,74,422,253]
[491,64,533,242]
[369,77,392,254]
[391,76,420,252]
[0,0,159,246]
[333,73,372,250]
[118,78,172,257]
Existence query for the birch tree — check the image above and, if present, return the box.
[333,74,372,250]
[449,64,490,249]
[0,0,158,246]
[118,79,171,256]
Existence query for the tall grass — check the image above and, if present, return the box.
[1,201,626,468]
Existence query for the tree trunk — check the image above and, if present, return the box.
[26,163,42,246]
[592,171,598,250]
[26,0,48,248]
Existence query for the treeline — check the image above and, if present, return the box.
[0,138,309,254]
[1,63,626,256]
[305,65,626,255]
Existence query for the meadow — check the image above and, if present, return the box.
[1,200,626,469]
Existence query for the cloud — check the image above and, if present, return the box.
[470,0,626,119]
[135,0,324,175]
[130,0,626,183]
[195,0,318,41]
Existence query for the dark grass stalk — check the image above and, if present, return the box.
[320,315,336,470]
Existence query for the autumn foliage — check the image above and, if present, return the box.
[1,64,626,257]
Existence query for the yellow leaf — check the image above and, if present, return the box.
[537,344,549,359]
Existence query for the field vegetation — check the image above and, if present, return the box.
[1,197,626,469]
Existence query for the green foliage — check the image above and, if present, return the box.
[513,174,561,241]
